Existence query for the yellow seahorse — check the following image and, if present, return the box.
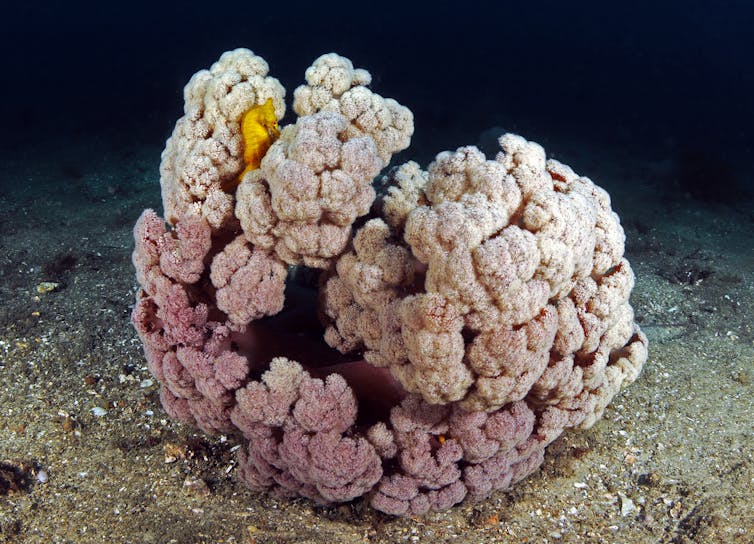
[224,98,280,192]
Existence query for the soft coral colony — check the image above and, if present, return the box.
[131,48,648,516]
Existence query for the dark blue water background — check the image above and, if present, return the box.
[2,0,752,201]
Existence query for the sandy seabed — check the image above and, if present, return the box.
[0,136,752,544]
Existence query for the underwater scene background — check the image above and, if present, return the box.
[0,0,752,542]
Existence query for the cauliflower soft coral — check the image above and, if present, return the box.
[132,49,646,517]
[321,133,646,414]
[235,110,383,268]
[133,49,410,434]
[159,49,286,230]
[293,53,414,164]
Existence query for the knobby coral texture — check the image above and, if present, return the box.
[131,48,648,516]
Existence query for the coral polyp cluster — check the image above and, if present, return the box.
[131,48,647,515]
